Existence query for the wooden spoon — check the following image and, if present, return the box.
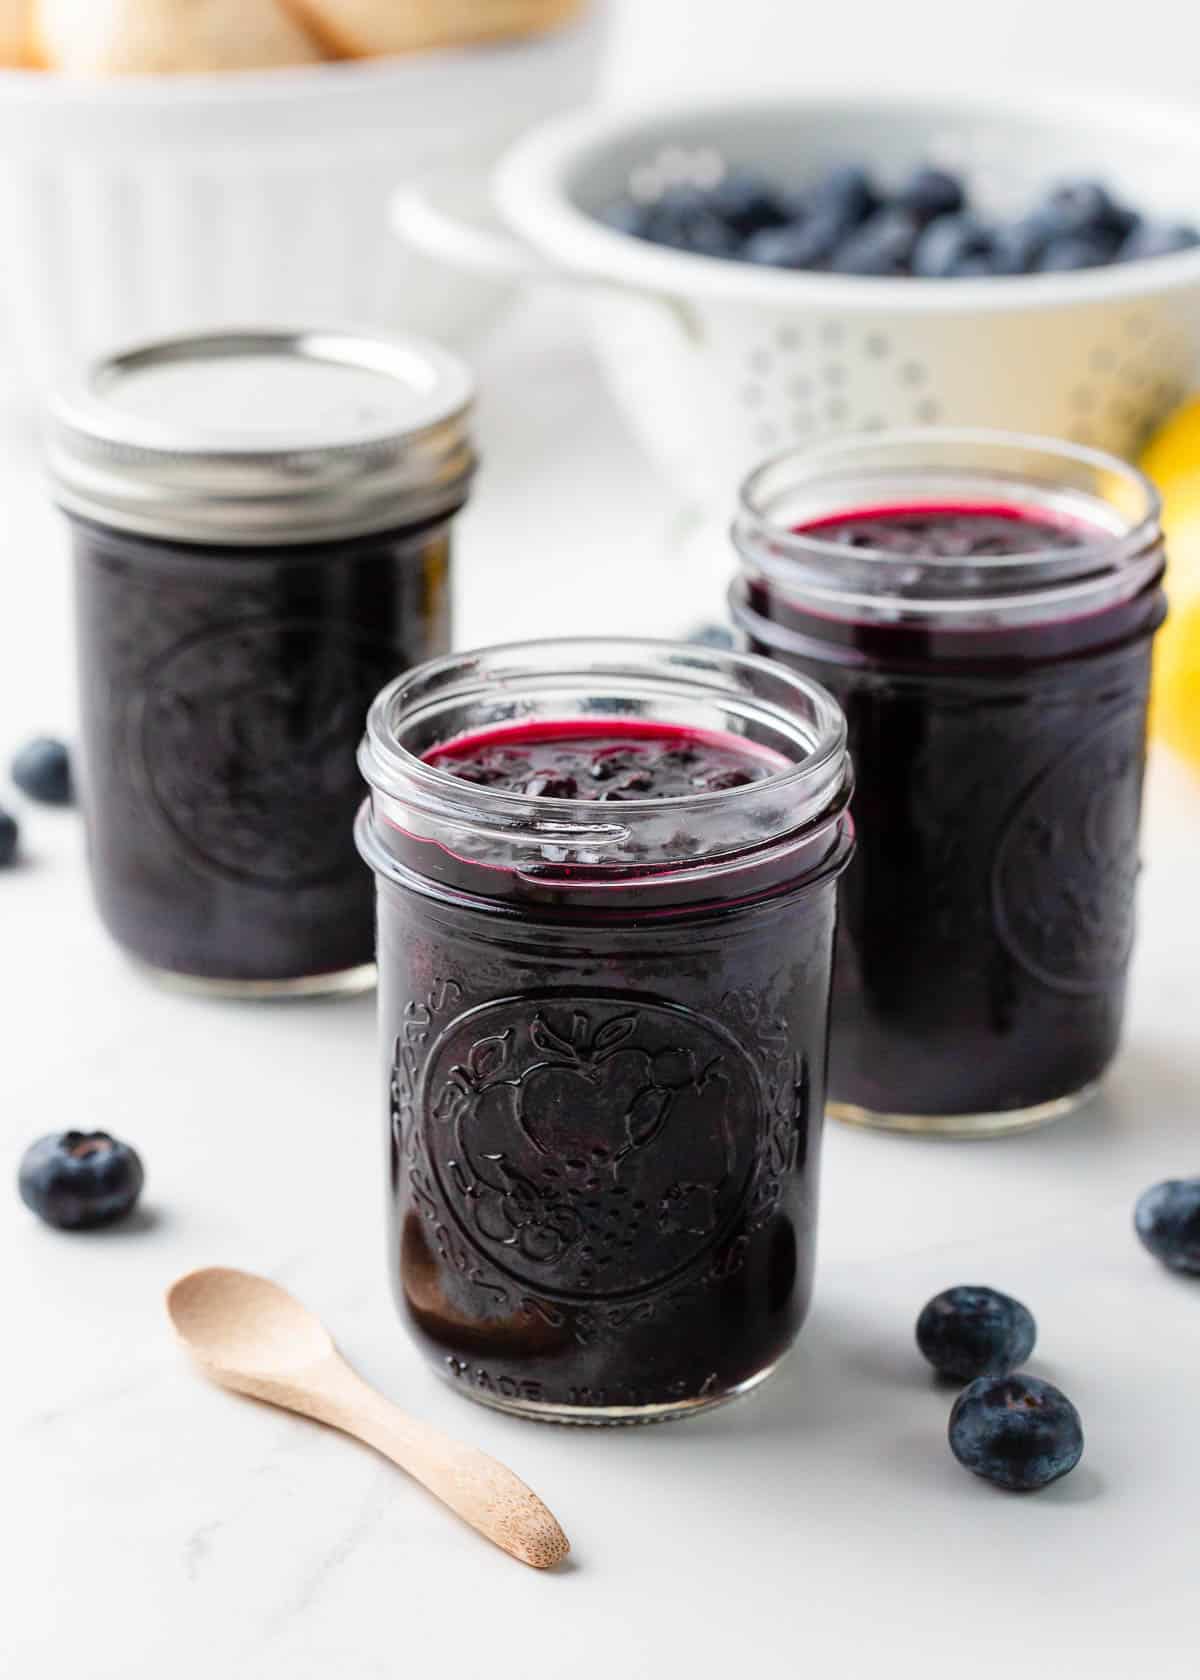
[166,1266,569,1570]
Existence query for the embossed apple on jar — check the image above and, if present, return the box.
[425,998,760,1301]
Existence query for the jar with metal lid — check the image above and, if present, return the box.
[49,329,475,996]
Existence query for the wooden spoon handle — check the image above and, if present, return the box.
[298,1359,570,1570]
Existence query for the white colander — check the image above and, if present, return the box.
[394,87,1200,503]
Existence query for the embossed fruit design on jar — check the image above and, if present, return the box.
[49,329,474,995]
[357,641,853,1422]
[731,430,1166,1136]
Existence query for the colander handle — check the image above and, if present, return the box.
[392,175,558,287]
[391,171,699,346]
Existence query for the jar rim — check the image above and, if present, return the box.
[734,427,1162,626]
[359,636,850,877]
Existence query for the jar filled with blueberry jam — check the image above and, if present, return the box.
[49,330,474,995]
[357,639,853,1422]
[731,430,1166,1136]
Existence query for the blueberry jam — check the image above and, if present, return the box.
[734,445,1166,1132]
[358,644,853,1420]
[72,515,451,987]
[426,719,778,801]
[800,503,1087,559]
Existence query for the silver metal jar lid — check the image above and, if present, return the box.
[47,328,476,546]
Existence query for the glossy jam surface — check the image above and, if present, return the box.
[426,718,778,800]
[375,715,847,1417]
[744,502,1164,1121]
[73,513,451,985]
[799,502,1087,557]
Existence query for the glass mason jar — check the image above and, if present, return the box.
[48,329,474,997]
[357,639,853,1423]
[731,430,1166,1138]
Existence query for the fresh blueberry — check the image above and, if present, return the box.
[831,209,921,275]
[0,805,17,867]
[678,214,740,258]
[1119,221,1200,263]
[1037,179,1122,238]
[709,168,790,237]
[599,199,654,239]
[894,166,965,223]
[949,1374,1083,1491]
[743,214,844,269]
[991,215,1052,274]
[912,212,996,278]
[686,624,735,650]
[1135,1178,1200,1274]
[642,184,738,258]
[11,737,73,806]
[1106,201,1141,240]
[1038,232,1119,272]
[810,165,878,232]
[916,1285,1037,1381]
[18,1131,145,1231]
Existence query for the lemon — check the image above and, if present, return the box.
[1153,590,1200,766]
[1140,403,1200,770]
[1141,394,1200,497]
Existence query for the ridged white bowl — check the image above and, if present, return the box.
[0,5,606,405]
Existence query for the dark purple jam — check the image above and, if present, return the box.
[369,714,850,1417]
[742,502,1166,1121]
[427,718,777,800]
[71,512,451,986]
[801,503,1087,558]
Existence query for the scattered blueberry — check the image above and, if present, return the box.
[1119,221,1200,263]
[1135,1178,1200,1274]
[895,165,965,223]
[18,1131,145,1231]
[0,805,17,868]
[949,1374,1083,1491]
[916,1285,1037,1381]
[831,209,921,276]
[11,737,73,806]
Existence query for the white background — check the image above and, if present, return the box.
[4,7,1200,1677]
[606,0,1200,108]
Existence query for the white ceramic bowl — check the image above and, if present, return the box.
[395,87,1200,502]
[0,5,606,406]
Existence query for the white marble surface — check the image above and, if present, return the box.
[4,299,1200,1679]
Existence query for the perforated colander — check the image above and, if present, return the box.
[394,87,1200,503]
